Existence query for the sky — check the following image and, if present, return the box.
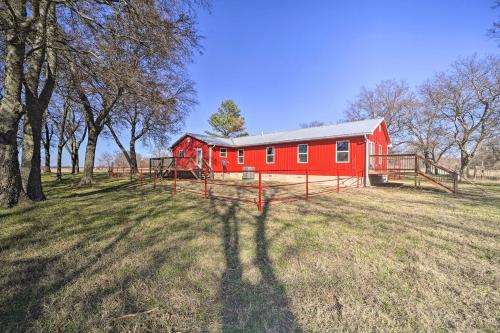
[60,0,499,166]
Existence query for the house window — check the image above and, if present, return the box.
[297,144,308,163]
[220,148,227,158]
[378,145,382,164]
[266,146,275,164]
[336,141,349,163]
[178,150,185,158]
[238,149,244,164]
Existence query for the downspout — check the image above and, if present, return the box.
[209,144,215,175]
[364,134,369,187]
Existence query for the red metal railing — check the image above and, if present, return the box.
[144,168,363,211]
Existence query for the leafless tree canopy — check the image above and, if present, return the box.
[0,0,205,206]
[346,80,413,147]
[346,55,500,174]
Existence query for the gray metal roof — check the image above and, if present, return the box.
[174,118,386,148]
[187,133,233,146]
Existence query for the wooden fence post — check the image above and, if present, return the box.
[453,172,458,194]
[414,155,418,189]
[258,172,262,211]
[153,173,156,190]
[174,167,177,194]
[204,173,208,199]
[305,169,309,201]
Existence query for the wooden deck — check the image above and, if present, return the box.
[369,154,458,193]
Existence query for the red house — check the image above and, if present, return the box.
[170,118,391,185]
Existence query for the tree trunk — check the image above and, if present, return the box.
[106,122,133,170]
[0,114,26,208]
[44,139,51,173]
[71,152,77,174]
[129,138,138,173]
[56,101,69,180]
[56,143,64,180]
[75,155,80,173]
[21,103,46,201]
[0,22,28,207]
[460,150,470,178]
[20,4,57,201]
[423,150,431,174]
[79,129,99,185]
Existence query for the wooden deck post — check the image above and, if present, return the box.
[258,172,262,211]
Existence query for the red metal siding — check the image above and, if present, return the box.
[367,122,390,169]
[170,121,390,177]
[172,135,210,169]
[210,136,365,176]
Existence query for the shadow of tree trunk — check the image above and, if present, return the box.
[212,189,302,332]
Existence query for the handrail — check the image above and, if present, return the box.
[415,155,456,175]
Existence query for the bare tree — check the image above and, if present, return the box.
[345,80,412,147]
[0,0,33,206]
[106,79,194,172]
[63,103,87,175]
[61,1,200,185]
[48,91,81,181]
[432,55,499,176]
[300,121,327,128]
[488,0,500,46]
[41,116,55,173]
[402,83,454,166]
[20,3,58,201]
[98,151,114,169]
[469,137,500,169]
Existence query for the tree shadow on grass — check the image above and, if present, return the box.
[211,189,301,332]
[0,178,205,332]
[0,216,140,331]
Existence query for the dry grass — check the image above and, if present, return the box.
[0,174,499,332]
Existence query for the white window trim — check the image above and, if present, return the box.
[336,140,350,163]
[378,145,382,164]
[237,149,244,164]
[220,148,227,158]
[178,150,185,158]
[297,144,308,163]
[266,146,275,164]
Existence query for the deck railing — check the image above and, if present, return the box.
[369,154,458,193]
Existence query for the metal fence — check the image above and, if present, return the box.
[109,166,363,211]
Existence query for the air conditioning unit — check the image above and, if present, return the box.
[242,166,255,180]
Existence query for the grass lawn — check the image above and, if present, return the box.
[1,174,499,332]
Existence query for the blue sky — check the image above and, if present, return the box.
[71,0,498,165]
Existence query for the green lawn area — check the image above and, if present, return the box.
[1,174,499,332]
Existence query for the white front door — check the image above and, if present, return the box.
[196,148,203,168]
[368,141,375,170]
